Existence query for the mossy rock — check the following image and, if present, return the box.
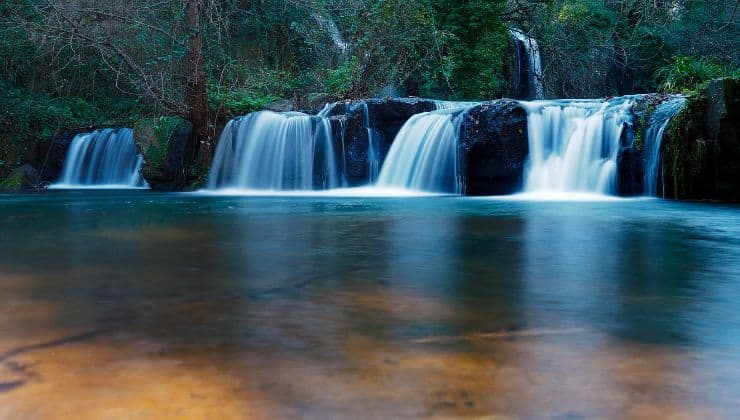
[0,164,39,191]
[133,116,194,190]
[662,77,740,200]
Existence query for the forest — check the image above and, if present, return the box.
[0,0,738,178]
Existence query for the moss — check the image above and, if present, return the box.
[663,94,704,198]
[0,171,25,190]
[631,98,659,153]
[133,116,186,171]
[633,114,646,152]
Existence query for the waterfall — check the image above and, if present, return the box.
[52,128,147,188]
[643,96,686,196]
[313,13,349,53]
[433,100,479,110]
[510,29,544,100]
[208,111,341,190]
[521,99,634,195]
[376,106,468,193]
[361,103,381,183]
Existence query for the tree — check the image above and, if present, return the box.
[183,0,210,167]
[4,0,213,166]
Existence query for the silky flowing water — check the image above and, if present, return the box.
[1,191,739,418]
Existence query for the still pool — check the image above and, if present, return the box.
[1,191,739,418]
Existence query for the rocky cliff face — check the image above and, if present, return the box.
[661,78,739,200]
[459,100,529,195]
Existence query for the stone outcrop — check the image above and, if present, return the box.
[0,163,40,191]
[133,117,195,190]
[661,78,739,200]
[459,99,529,195]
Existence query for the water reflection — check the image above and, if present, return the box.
[0,192,739,417]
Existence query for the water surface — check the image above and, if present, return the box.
[1,191,739,418]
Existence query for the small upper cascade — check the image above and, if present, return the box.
[521,98,635,195]
[53,128,147,188]
[313,13,349,53]
[317,102,336,117]
[510,29,544,100]
[376,107,468,193]
[208,111,341,190]
[643,96,687,196]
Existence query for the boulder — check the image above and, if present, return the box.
[0,164,39,191]
[459,99,529,195]
[133,117,195,190]
[662,78,740,200]
[264,99,295,113]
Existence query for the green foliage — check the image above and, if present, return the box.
[0,78,142,175]
[655,56,740,93]
[134,116,187,170]
[419,0,510,99]
[326,57,360,96]
[208,90,279,117]
[662,95,705,198]
[0,171,25,190]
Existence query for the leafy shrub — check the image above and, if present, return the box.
[655,56,740,93]
[325,57,360,96]
[208,90,279,117]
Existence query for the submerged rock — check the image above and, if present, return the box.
[133,117,195,190]
[459,99,529,195]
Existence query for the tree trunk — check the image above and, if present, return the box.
[184,0,211,170]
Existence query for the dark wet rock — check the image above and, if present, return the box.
[302,93,336,113]
[328,98,437,186]
[617,146,644,196]
[459,99,529,195]
[0,164,40,191]
[617,93,673,196]
[264,99,295,113]
[36,127,96,183]
[133,117,195,191]
[662,78,740,200]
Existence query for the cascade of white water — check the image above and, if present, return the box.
[313,13,349,53]
[52,128,147,188]
[643,96,686,196]
[510,29,544,100]
[376,106,468,193]
[361,103,381,183]
[521,99,634,195]
[208,111,341,190]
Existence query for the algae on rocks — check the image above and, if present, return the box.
[661,78,739,200]
[133,116,196,190]
[0,164,40,191]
